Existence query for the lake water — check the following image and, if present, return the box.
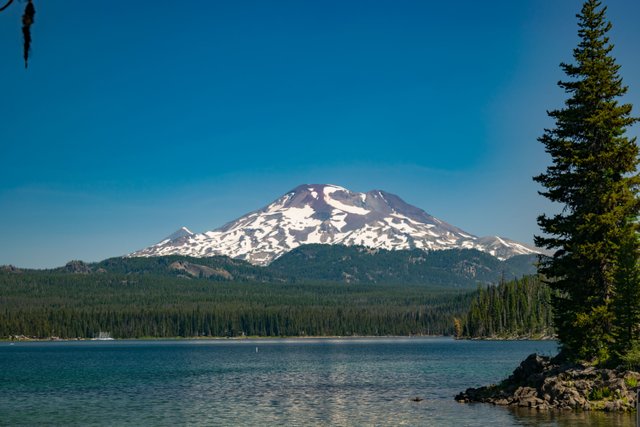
[0,338,635,426]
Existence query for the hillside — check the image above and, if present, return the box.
[40,246,540,288]
[0,270,474,339]
[459,275,554,339]
[269,245,538,288]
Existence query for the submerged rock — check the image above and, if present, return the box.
[455,353,640,411]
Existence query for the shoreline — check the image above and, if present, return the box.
[457,334,556,341]
[3,334,452,342]
[456,353,640,412]
[2,334,560,343]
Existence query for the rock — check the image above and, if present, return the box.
[573,380,590,392]
[454,391,469,403]
[64,260,92,274]
[514,386,537,400]
[0,265,22,273]
[518,399,532,407]
[597,369,613,382]
[510,354,549,384]
[455,353,640,412]
[607,378,625,393]
[169,261,233,280]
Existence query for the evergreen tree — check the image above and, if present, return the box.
[461,276,553,339]
[612,232,640,358]
[534,0,639,363]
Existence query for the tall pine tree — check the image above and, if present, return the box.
[534,0,639,364]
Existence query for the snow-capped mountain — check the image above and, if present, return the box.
[130,184,540,265]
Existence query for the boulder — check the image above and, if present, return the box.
[455,353,640,412]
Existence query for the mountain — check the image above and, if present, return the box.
[130,184,540,265]
[163,227,194,242]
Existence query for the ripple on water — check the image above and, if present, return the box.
[0,338,634,426]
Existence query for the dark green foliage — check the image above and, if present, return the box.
[0,247,537,339]
[612,236,640,358]
[45,246,538,288]
[533,0,640,363]
[588,386,612,401]
[270,245,537,288]
[0,269,474,339]
[619,343,640,371]
[462,276,554,339]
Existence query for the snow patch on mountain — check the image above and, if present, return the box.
[323,186,371,215]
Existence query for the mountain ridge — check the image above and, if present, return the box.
[28,246,538,288]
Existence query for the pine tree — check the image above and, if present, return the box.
[534,0,639,363]
[612,231,640,358]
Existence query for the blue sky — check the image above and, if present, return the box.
[1,0,639,268]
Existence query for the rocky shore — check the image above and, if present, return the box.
[455,353,640,411]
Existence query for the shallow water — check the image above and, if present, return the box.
[0,338,634,426]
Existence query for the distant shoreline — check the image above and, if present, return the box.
[457,335,556,341]
[3,334,446,342]
[2,334,558,343]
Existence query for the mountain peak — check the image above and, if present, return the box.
[162,227,195,243]
[130,184,540,265]
[291,183,347,192]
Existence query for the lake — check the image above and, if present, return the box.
[0,338,635,426]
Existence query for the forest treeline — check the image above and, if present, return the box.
[458,276,554,339]
[17,245,537,288]
[268,245,537,287]
[0,270,475,339]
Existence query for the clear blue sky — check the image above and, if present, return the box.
[1,1,639,268]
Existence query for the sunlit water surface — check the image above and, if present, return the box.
[0,338,635,426]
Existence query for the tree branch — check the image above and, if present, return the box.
[0,0,15,12]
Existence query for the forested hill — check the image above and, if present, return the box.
[458,276,554,339]
[269,245,537,287]
[94,256,278,282]
[0,247,542,339]
[0,272,475,339]
[16,245,538,289]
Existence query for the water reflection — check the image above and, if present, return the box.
[509,407,635,427]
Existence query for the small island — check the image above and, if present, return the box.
[456,354,640,411]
